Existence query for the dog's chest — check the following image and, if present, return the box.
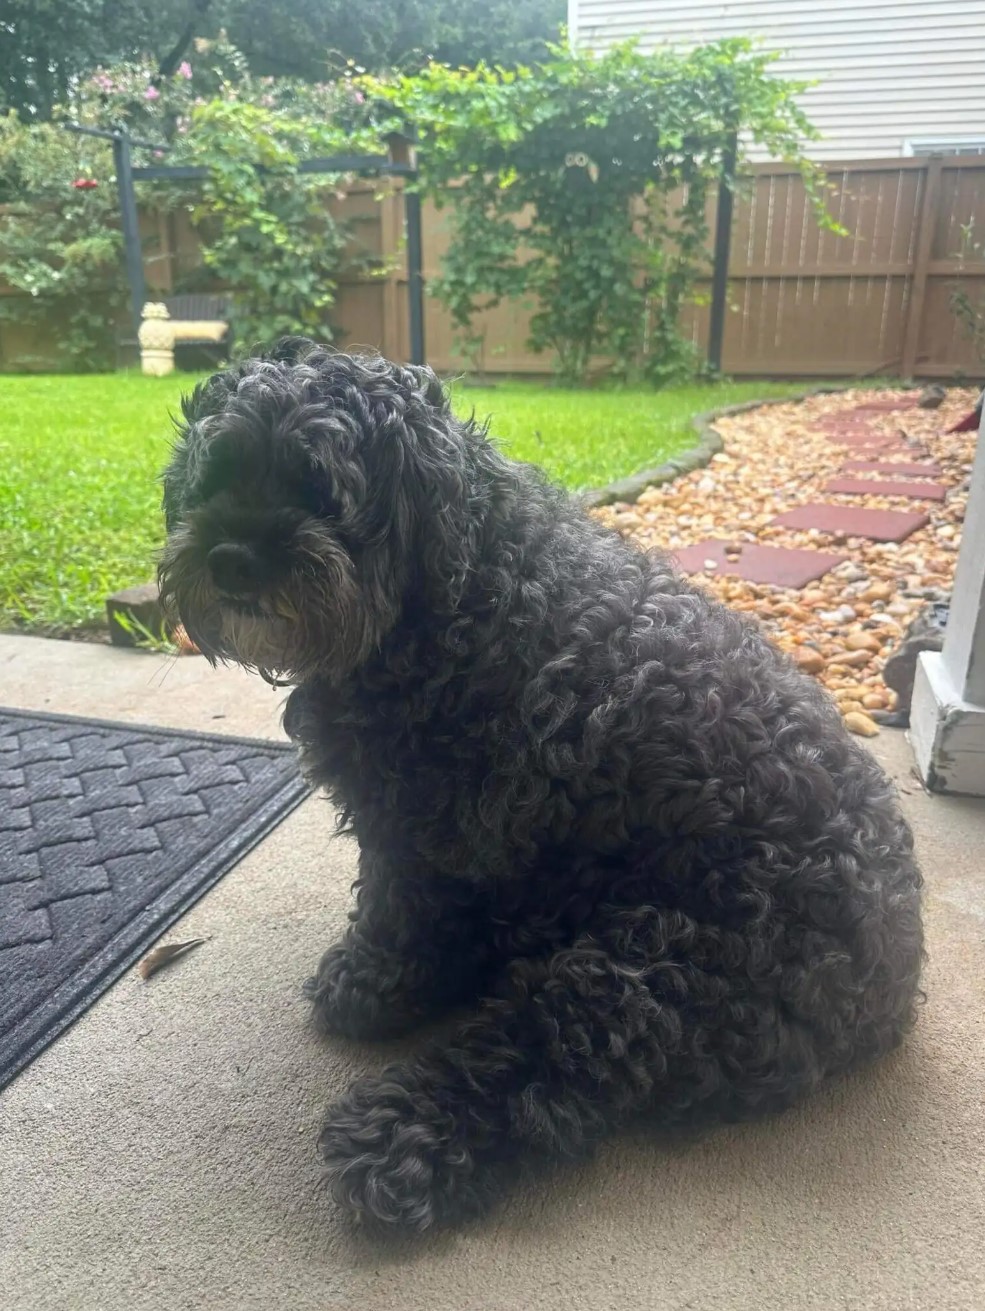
[319,692,501,867]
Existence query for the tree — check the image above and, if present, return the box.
[0,0,204,120]
[0,0,565,120]
[223,0,564,80]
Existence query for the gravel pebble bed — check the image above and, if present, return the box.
[593,388,979,735]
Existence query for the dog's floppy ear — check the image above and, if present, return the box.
[381,393,493,613]
[163,371,238,530]
[178,366,241,425]
[262,336,320,367]
[402,364,451,414]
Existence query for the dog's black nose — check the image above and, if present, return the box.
[208,542,261,596]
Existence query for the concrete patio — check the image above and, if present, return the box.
[1,632,983,1311]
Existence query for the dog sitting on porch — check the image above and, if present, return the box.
[158,341,923,1230]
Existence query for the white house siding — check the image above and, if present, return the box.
[569,0,985,160]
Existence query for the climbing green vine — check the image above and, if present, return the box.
[364,39,826,384]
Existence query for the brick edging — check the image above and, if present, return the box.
[580,385,866,509]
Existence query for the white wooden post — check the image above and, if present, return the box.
[910,411,985,794]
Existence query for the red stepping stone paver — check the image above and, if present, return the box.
[825,477,946,502]
[818,440,891,450]
[849,398,919,413]
[831,437,925,455]
[842,459,942,476]
[771,504,929,542]
[825,433,902,449]
[815,420,879,434]
[847,448,921,459]
[671,539,848,588]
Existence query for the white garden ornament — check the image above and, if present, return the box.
[138,302,175,376]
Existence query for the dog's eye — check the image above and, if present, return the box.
[295,472,340,521]
[196,440,241,504]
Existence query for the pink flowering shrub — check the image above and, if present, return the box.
[0,34,391,366]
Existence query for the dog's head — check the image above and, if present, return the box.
[159,341,487,683]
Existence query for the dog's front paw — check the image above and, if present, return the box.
[304,942,420,1041]
[319,1072,482,1231]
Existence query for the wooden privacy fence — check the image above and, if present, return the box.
[1,154,984,377]
[234,154,985,378]
[330,155,985,378]
[688,154,985,379]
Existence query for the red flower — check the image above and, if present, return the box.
[72,178,99,190]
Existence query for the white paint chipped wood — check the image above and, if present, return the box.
[911,411,985,796]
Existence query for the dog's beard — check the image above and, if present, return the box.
[210,603,297,679]
[158,525,387,684]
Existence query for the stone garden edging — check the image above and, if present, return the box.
[581,386,860,509]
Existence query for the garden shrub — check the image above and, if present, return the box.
[0,36,382,368]
[0,116,127,371]
[949,219,985,369]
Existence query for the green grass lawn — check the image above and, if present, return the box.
[0,371,805,634]
[453,380,804,489]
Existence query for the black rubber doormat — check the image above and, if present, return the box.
[0,707,308,1089]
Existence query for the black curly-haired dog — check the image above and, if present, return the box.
[159,341,923,1231]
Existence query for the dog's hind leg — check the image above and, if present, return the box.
[317,905,815,1229]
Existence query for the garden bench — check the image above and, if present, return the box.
[138,294,232,374]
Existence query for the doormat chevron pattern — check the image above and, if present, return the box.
[0,708,307,1088]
